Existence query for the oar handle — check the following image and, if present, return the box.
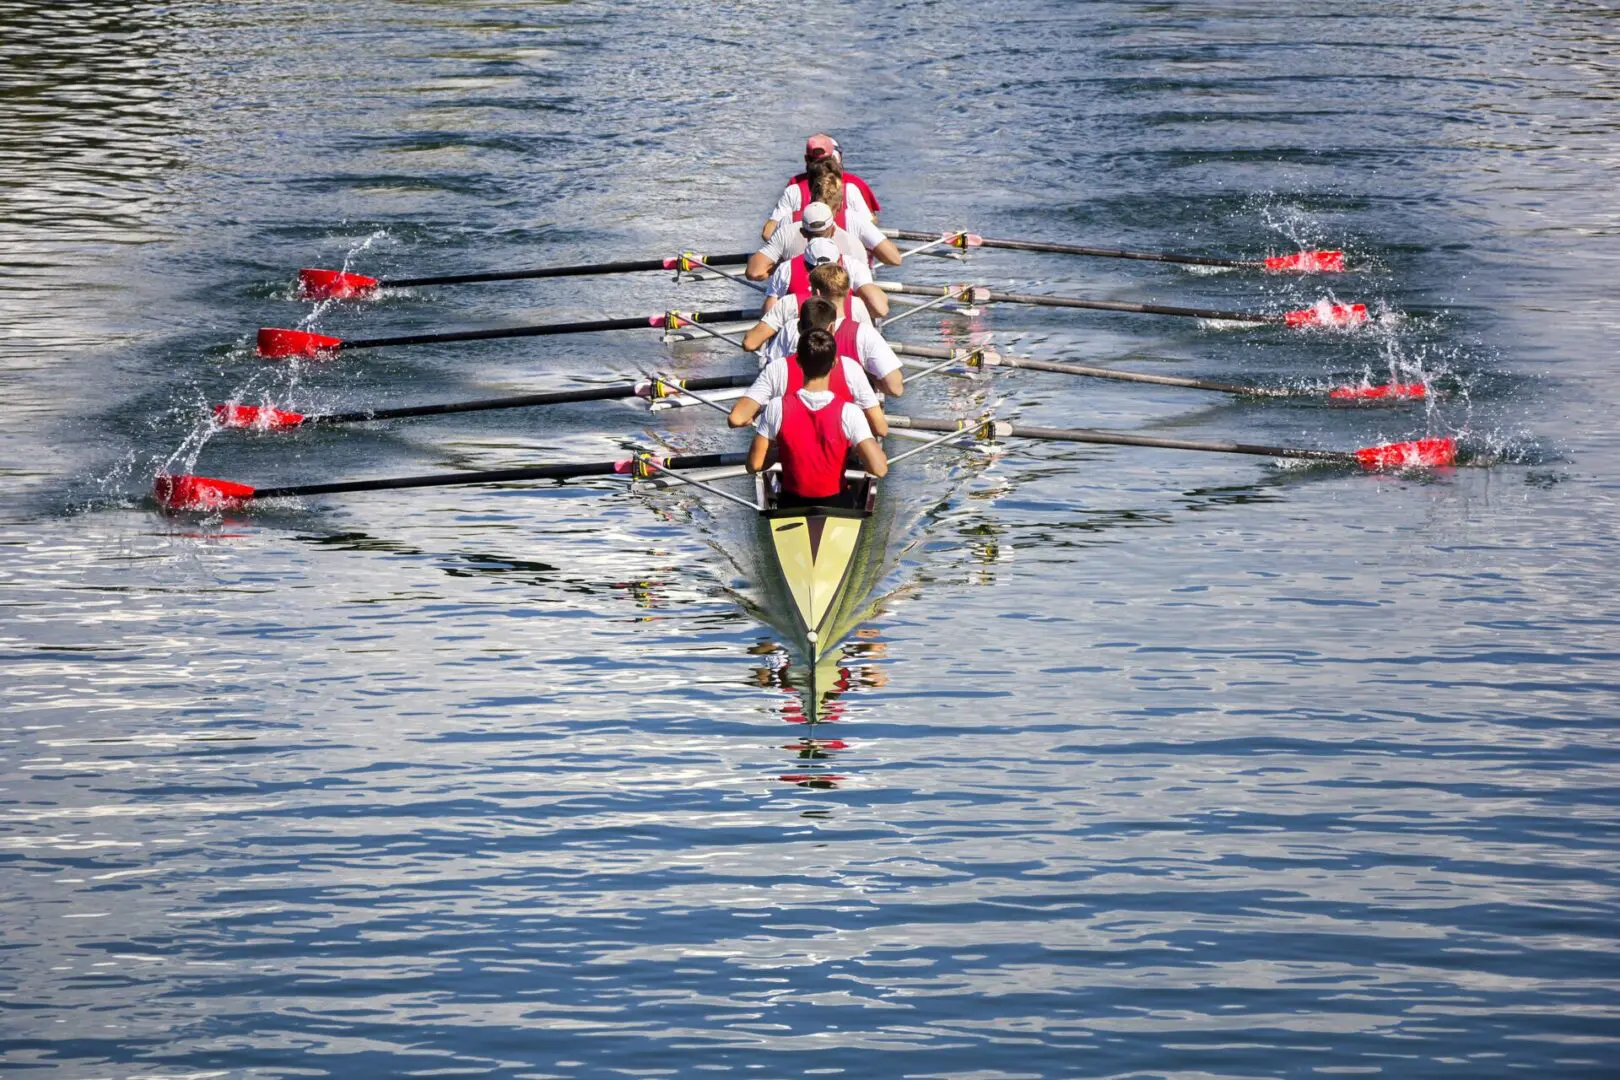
[341,308,760,350]
[885,228,1247,268]
[383,253,751,288]
[253,452,748,500]
[310,374,755,425]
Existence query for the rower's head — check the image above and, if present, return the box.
[799,328,838,380]
[803,237,841,271]
[810,168,844,213]
[800,201,835,237]
[808,262,850,301]
[805,133,841,168]
[798,295,838,336]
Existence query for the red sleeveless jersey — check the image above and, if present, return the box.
[790,170,879,220]
[777,393,850,500]
[784,350,852,402]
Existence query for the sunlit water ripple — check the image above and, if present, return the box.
[2,1,1618,1077]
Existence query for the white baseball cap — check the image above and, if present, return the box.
[800,202,835,233]
[804,237,841,267]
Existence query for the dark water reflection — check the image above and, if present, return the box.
[3,1,1620,1077]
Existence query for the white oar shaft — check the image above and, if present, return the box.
[637,457,760,509]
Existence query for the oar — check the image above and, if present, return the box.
[886,342,1425,401]
[887,415,1456,469]
[885,229,1344,273]
[297,251,751,300]
[213,374,758,430]
[256,307,760,359]
[154,451,748,512]
[881,282,1368,329]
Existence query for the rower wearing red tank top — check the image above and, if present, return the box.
[730,296,890,437]
[746,328,888,505]
[760,134,881,243]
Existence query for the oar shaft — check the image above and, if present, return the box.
[341,308,759,350]
[885,283,1279,325]
[886,228,1245,268]
[312,374,754,425]
[384,253,750,288]
[252,452,747,500]
[996,355,1282,397]
[888,415,1347,461]
[885,342,1277,396]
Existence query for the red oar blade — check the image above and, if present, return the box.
[1354,437,1456,470]
[298,268,380,300]
[154,474,257,511]
[213,404,305,429]
[258,327,343,358]
[1284,302,1369,329]
[1264,250,1345,274]
[1330,382,1427,401]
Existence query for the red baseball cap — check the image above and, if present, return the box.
[805,134,841,161]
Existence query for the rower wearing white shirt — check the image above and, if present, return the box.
[742,264,903,397]
[748,187,901,279]
[746,328,888,507]
[729,296,889,437]
[761,134,881,243]
[765,236,890,319]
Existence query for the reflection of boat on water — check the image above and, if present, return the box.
[752,465,895,721]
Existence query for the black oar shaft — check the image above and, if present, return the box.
[252,452,747,500]
[997,355,1281,398]
[889,415,1347,462]
[886,342,1280,397]
[312,374,755,425]
[887,283,1279,325]
[887,229,1246,268]
[385,253,751,288]
[342,308,759,351]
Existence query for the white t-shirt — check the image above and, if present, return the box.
[758,294,872,363]
[758,308,900,382]
[758,391,874,445]
[770,181,874,227]
[744,354,881,409]
[765,254,873,300]
[757,218,887,267]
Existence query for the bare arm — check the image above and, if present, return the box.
[761,218,778,242]
[729,396,764,429]
[745,250,775,281]
[877,369,904,397]
[862,404,889,439]
[741,318,774,353]
[856,282,889,318]
[747,432,773,473]
[855,437,887,478]
[870,238,902,266]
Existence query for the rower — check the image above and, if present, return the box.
[765,236,890,319]
[747,186,900,281]
[730,296,890,436]
[761,134,881,242]
[743,262,904,397]
[745,328,888,506]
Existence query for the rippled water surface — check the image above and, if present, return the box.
[3,1,1619,1076]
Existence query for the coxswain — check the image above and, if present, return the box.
[745,328,888,506]
[742,263,903,397]
[729,296,890,436]
[760,134,881,242]
[747,184,901,280]
[765,236,890,319]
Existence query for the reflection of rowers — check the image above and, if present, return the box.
[744,328,888,508]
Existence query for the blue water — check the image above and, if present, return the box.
[3,2,1619,1076]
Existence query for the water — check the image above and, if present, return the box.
[3,1,1619,1076]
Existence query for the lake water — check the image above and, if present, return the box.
[3,2,1618,1076]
